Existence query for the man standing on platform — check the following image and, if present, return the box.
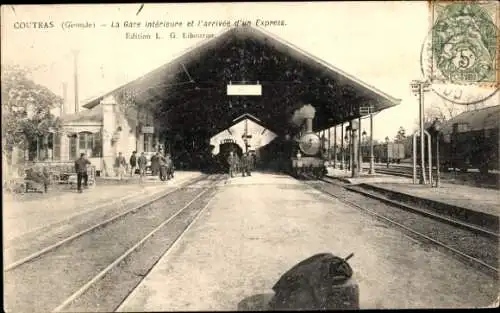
[241,152,252,177]
[165,152,174,180]
[158,152,168,181]
[151,152,160,177]
[115,152,127,180]
[129,151,138,177]
[138,152,148,181]
[75,153,91,193]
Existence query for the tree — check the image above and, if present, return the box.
[394,126,406,143]
[2,65,63,165]
[413,96,468,132]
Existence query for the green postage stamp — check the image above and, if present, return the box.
[428,1,498,86]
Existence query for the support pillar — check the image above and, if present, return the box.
[351,120,359,178]
[101,95,118,177]
[418,84,427,184]
[358,116,362,174]
[333,126,337,169]
[427,130,432,185]
[369,113,374,174]
[328,127,331,162]
[340,123,344,170]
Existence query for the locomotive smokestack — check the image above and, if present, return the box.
[292,104,316,130]
[302,104,315,133]
[305,118,313,133]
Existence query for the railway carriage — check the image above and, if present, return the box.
[438,105,499,174]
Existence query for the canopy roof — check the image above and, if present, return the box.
[83,26,400,136]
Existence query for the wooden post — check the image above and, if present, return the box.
[72,50,79,114]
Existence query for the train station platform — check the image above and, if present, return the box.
[117,172,497,310]
[3,171,203,242]
[356,182,500,230]
[326,165,499,230]
[326,167,410,184]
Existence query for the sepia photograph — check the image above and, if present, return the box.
[1,2,499,311]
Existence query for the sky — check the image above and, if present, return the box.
[2,2,496,142]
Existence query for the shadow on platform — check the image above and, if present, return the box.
[237,293,274,311]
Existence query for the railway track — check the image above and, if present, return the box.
[304,176,499,277]
[3,174,226,313]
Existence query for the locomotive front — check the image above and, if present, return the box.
[291,116,327,179]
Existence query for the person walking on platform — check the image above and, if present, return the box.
[165,152,174,180]
[241,152,252,177]
[151,152,160,177]
[158,152,168,181]
[227,151,236,178]
[115,152,127,180]
[75,153,91,193]
[129,151,138,177]
[138,152,148,181]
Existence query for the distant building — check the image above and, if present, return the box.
[37,95,154,176]
[210,114,277,157]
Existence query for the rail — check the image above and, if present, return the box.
[304,176,499,277]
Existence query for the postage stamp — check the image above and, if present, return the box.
[421,1,499,104]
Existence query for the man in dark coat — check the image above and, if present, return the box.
[138,152,148,181]
[165,152,174,180]
[158,153,168,181]
[75,153,91,193]
[150,152,160,176]
[129,151,137,176]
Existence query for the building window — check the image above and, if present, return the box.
[93,132,102,157]
[78,131,103,158]
[79,132,93,151]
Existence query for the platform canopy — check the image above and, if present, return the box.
[83,26,400,137]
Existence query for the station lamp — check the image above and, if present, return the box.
[361,130,367,159]
[430,118,442,188]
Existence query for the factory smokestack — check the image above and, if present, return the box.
[73,50,79,114]
[62,82,67,115]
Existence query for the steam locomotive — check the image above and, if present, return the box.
[290,117,327,179]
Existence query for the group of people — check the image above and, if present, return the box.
[73,150,176,194]
[115,151,174,181]
[149,151,175,181]
[227,151,255,178]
